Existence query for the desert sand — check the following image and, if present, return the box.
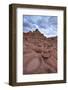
[23,29,57,74]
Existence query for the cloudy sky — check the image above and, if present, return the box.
[23,15,57,38]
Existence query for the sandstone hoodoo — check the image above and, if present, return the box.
[23,29,57,74]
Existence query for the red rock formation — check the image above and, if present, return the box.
[23,30,57,74]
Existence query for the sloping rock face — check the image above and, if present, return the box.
[23,30,57,74]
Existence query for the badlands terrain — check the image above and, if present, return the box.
[23,29,57,74]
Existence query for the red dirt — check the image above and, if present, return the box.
[23,30,57,74]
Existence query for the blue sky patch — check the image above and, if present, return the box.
[23,15,57,38]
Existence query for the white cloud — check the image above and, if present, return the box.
[23,15,57,38]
